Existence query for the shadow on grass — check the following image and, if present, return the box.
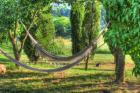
[73,68,114,72]
[2,70,139,93]
[0,71,49,79]
[0,71,114,93]
[0,81,32,93]
[0,58,10,63]
[42,73,114,92]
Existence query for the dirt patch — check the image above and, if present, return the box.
[99,63,134,70]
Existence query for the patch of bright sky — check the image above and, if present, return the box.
[51,3,71,10]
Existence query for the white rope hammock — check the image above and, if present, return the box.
[0,20,109,73]
[0,42,95,72]
[21,21,108,62]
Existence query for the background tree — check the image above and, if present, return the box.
[36,5,57,55]
[70,0,101,70]
[54,16,71,37]
[82,0,101,70]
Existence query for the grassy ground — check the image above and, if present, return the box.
[0,53,140,93]
[0,39,140,93]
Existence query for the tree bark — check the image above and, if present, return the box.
[8,31,20,68]
[15,54,20,68]
[114,49,125,84]
[85,56,89,70]
[8,29,27,68]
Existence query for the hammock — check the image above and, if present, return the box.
[21,21,108,62]
[0,20,108,73]
[0,23,108,72]
[0,43,95,72]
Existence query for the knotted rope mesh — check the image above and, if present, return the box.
[0,22,108,72]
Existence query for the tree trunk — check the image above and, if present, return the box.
[82,1,100,70]
[8,31,21,68]
[11,39,21,68]
[15,54,20,68]
[85,56,89,70]
[114,49,125,84]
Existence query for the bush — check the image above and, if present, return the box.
[38,37,71,56]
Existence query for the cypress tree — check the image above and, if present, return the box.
[70,0,101,70]
[70,0,85,54]
[82,0,101,70]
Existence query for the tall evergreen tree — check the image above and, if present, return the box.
[82,0,101,70]
[70,0,101,70]
[70,0,85,54]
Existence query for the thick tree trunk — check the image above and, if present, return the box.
[114,49,125,84]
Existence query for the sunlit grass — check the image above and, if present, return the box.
[0,38,139,93]
[0,65,139,93]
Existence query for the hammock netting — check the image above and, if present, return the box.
[24,22,106,62]
[0,22,108,73]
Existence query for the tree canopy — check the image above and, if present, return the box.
[103,0,140,76]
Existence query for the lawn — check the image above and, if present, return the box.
[0,53,140,93]
[0,39,140,93]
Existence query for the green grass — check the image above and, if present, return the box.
[0,52,139,93]
[0,39,139,93]
[0,64,139,93]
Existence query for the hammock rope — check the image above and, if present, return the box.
[0,43,95,72]
[0,20,109,72]
[21,21,109,62]
[0,39,107,72]
[0,28,107,72]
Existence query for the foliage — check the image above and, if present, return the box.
[0,0,29,68]
[36,6,57,55]
[0,32,8,44]
[70,0,85,54]
[19,0,56,62]
[19,0,41,62]
[103,0,140,76]
[81,0,101,53]
[54,16,71,37]
[45,37,70,55]
[0,0,19,31]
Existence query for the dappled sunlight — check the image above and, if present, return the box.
[0,70,139,93]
